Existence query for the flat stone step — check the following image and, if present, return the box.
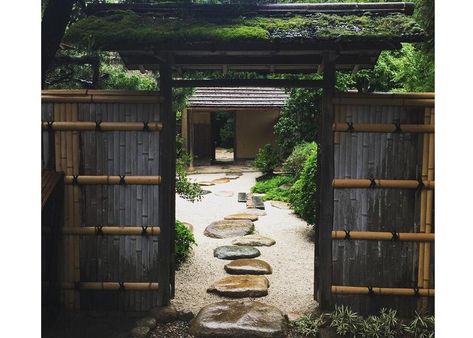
[214,245,261,260]
[232,234,276,247]
[224,213,258,222]
[207,275,269,298]
[224,259,272,275]
[246,193,255,208]
[270,200,291,209]
[204,220,254,239]
[238,192,247,203]
[214,190,234,197]
[252,196,265,210]
[190,300,288,338]
[211,177,230,184]
[237,209,267,216]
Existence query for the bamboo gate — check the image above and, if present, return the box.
[41,89,175,312]
[321,92,435,314]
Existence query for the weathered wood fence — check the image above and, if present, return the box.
[321,92,435,315]
[41,90,173,311]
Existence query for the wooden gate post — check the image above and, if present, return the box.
[316,52,336,310]
[158,60,176,305]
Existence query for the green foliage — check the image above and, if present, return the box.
[289,144,317,225]
[254,144,280,174]
[290,313,327,337]
[282,142,317,175]
[292,306,435,338]
[101,63,157,90]
[176,135,204,202]
[65,10,423,50]
[252,175,292,202]
[274,86,320,157]
[402,312,435,338]
[175,220,196,268]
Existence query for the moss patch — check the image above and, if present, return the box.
[65,10,424,50]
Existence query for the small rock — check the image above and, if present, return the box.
[207,275,270,298]
[135,317,156,328]
[190,300,288,337]
[150,304,178,323]
[211,177,230,184]
[270,201,291,209]
[246,193,255,208]
[204,220,254,239]
[202,190,212,195]
[198,181,214,186]
[286,312,305,322]
[214,190,234,197]
[129,326,150,338]
[182,222,194,232]
[224,213,258,221]
[214,245,261,260]
[177,309,195,322]
[224,259,272,275]
[232,234,276,247]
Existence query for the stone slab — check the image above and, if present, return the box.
[189,300,288,338]
[213,245,261,260]
[224,259,272,275]
[204,220,254,239]
[224,213,258,221]
[232,234,276,247]
[207,275,269,298]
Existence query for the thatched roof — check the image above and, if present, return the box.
[187,87,289,109]
[64,2,424,73]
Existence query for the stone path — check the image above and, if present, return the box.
[175,172,315,336]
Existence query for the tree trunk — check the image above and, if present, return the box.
[41,0,75,87]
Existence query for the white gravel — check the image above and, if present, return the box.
[174,172,317,316]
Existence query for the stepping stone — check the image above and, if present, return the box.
[182,222,194,232]
[202,190,212,195]
[226,174,242,180]
[232,234,276,247]
[246,193,255,208]
[214,190,234,197]
[238,192,247,203]
[204,220,254,239]
[214,245,261,260]
[270,201,290,209]
[224,259,272,275]
[226,172,242,177]
[190,300,288,338]
[224,213,258,221]
[198,181,215,187]
[238,209,267,216]
[211,177,230,184]
[252,195,265,210]
[207,275,269,298]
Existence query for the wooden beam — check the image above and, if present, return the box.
[316,51,336,310]
[172,79,324,88]
[158,59,175,304]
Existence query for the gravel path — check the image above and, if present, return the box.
[174,172,317,317]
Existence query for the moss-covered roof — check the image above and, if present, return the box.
[65,8,424,51]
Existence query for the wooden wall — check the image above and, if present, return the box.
[41,90,165,311]
[330,92,435,315]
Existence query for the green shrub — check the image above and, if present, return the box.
[289,144,317,225]
[252,175,292,202]
[291,313,327,337]
[176,135,204,202]
[402,312,435,338]
[254,144,280,174]
[175,220,196,268]
[329,305,362,336]
[283,142,317,176]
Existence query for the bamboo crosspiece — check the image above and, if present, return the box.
[332,231,434,242]
[331,285,434,297]
[64,175,162,185]
[59,226,161,236]
[332,179,434,189]
[332,122,434,133]
[42,121,162,131]
[59,282,160,291]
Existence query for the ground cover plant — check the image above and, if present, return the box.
[291,305,435,338]
[251,174,292,202]
[175,220,196,268]
[254,143,280,175]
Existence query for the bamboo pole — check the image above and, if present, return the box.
[60,282,160,291]
[332,231,434,242]
[71,103,80,310]
[331,285,434,297]
[42,121,163,131]
[332,123,434,133]
[423,108,435,290]
[64,175,162,185]
[332,179,434,189]
[59,226,161,236]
